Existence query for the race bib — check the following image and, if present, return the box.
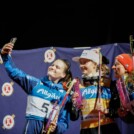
[26,96,59,119]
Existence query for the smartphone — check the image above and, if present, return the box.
[10,37,17,44]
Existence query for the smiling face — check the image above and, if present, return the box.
[112,59,126,78]
[79,58,97,76]
[47,59,67,83]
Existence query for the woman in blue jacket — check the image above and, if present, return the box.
[1,42,73,134]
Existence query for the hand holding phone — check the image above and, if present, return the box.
[8,37,17,55]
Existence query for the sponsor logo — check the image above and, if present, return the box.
[44,48,56,63]
[1,82,14,96]
[2,114,15,129]
[82,87,97,98]
[37,89,60,99]
[0,54,3,64]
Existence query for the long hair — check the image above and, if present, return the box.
[59,59,73,89]
[58,59,73,84]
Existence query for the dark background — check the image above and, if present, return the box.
[0,1,134,50]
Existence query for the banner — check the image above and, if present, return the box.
[0,43,133,134]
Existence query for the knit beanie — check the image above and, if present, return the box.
[116,54,133,73]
